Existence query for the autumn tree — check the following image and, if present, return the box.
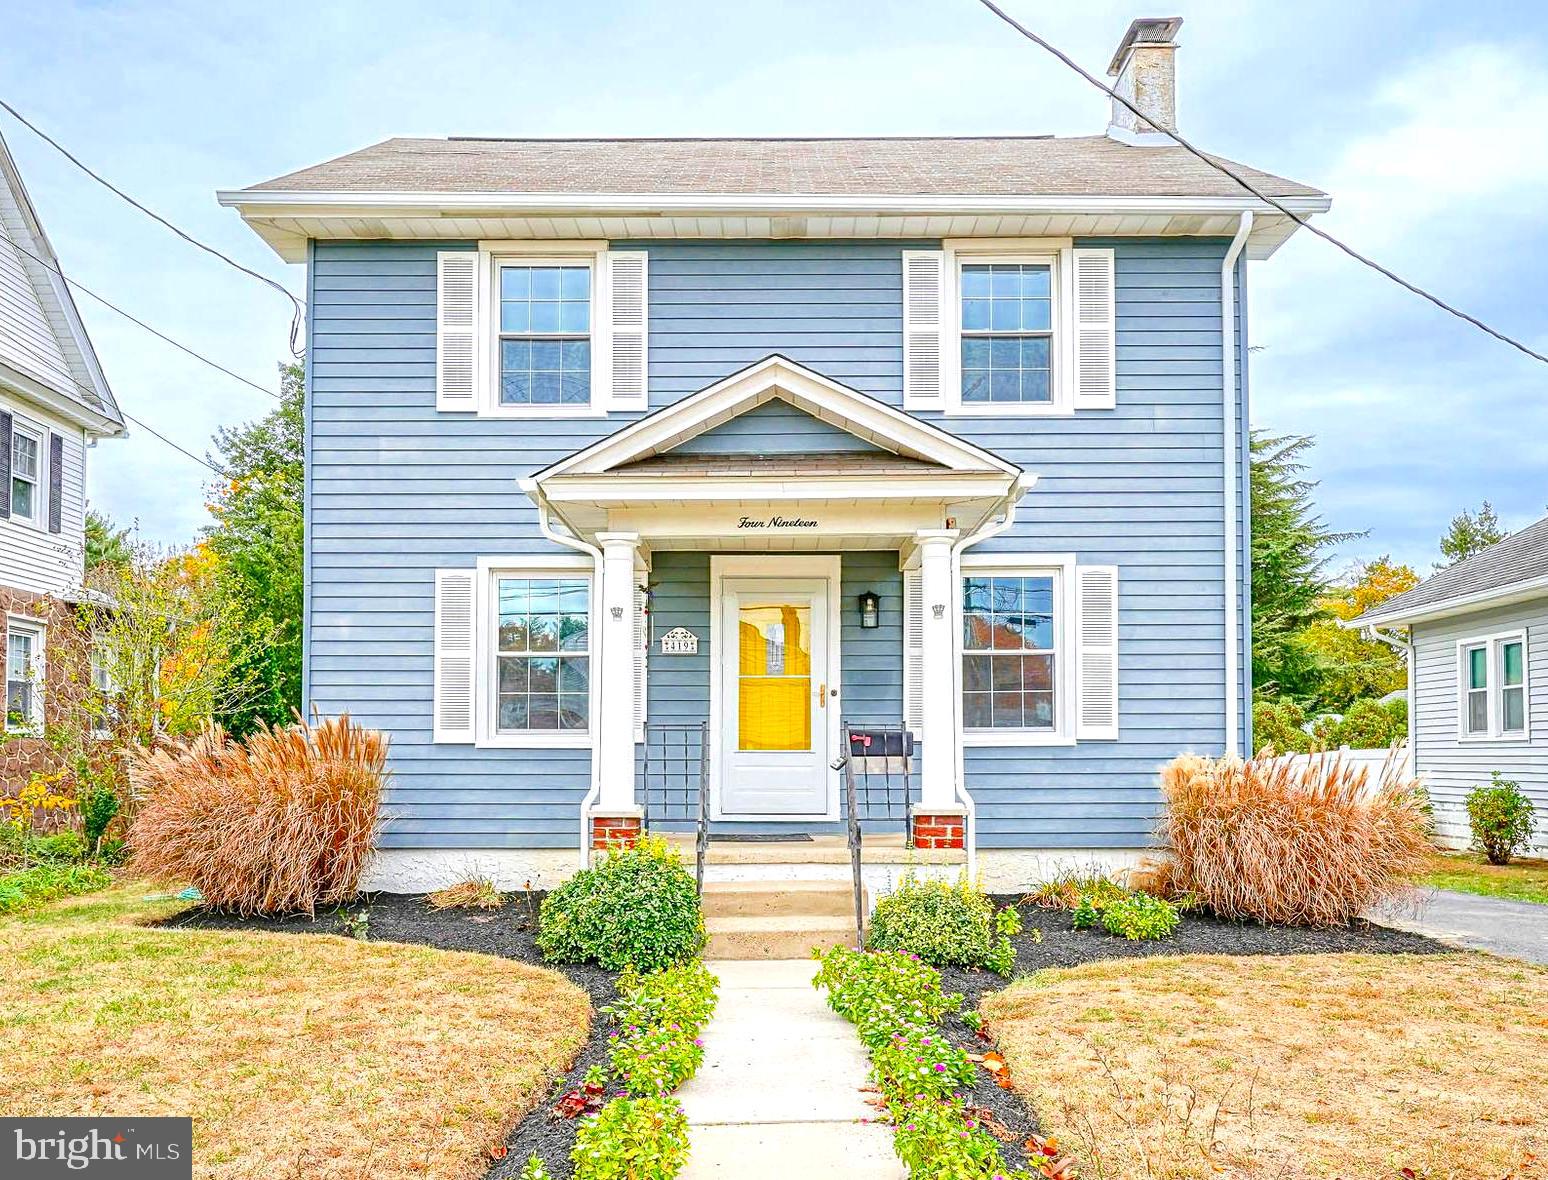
[1299,556,1419,710]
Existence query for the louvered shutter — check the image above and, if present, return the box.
[1075,565,1119,739]
[47,433,63,534]
[0,411,11,517]
[436,252,478,411]
[606,251,648,409]
[632,577,648,742]
[903,569,924,735]
[902,250,945,409]
[433,570,477,742]
[1071,248,1116,409]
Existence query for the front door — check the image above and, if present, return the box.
[718,577,831,815]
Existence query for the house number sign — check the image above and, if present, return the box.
[737,515,818,530]
[660,627,699,655]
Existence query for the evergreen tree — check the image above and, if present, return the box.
[1437,500,1506,567]
[84,509,132,572]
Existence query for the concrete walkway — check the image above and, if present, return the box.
[1371,888,1548,964]
[677,959,904,1179]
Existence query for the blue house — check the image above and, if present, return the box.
[221,18,1329,894]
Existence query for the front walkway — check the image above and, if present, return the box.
[677,959,904,1179]
[1372,888,1548,964]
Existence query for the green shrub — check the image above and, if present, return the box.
[1317,698,1408,749]
[604,959,718,1097]
[571,1096,689,1180]
[28,831,88,862]
[870,1026,975,1100]
[1466,774,1537,865]
[812,946,963,1048]
[1098,893,1180,941]
[1071,889,1104,930]
[891,1094,1021,1180]
[79,780,120,849]
[0,863,112,914]
[1253,699,1312,754]
[538,836,704,972]
[865,874,1021,976]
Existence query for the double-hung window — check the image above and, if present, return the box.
[1459,632,1528,739]
[10,422,42,526]
[496,262,592,408]
[960,261,1054,406]
[5,619,44,732]
[494,575,591,733]
[961,571,1058,733]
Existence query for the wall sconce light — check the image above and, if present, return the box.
[858,590,880,630]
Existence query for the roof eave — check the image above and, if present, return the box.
[1348,573,1548,629]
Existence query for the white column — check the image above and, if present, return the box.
[915,528,960,808]
[595,532,641,811]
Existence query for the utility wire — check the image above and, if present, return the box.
[974,0,1548,367]
[1,225,281,401]
[0,96,306,357]
[118,409,228,477]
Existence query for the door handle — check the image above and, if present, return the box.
[818,682,826,708]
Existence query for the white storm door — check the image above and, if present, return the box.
[718,578,831,816]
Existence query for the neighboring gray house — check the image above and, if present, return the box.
[219,18,1331,891]
[1353,517,1548,854]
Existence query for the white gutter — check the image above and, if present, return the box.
[1348,571,1548,629]
[949,470,1040,877]
[1221,211,1253,757]
[521,478,606,866]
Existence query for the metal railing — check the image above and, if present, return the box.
[834,721,916,948]
[640,720,710,894]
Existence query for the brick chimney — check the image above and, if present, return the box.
[1106,17,1183,142]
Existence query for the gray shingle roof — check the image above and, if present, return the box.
[1354,515,1548,625]
[243,136,1324,200]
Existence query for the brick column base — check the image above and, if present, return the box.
[590,813,643,851]
[911,810,967,850]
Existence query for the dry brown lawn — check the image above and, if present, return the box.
[0,884,588,1179]
[985,952,1547,1180]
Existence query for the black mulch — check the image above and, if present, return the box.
[921,896,1450,1171]
[165,892,618,1179]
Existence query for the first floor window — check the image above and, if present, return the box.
[10,424,41,524]
[1460,633,1528,738]
[962,573,1056,730]
[497,263,592,406]
[1464,643,1489,734]
[5,621,43,731]
[495,576,590,732]
[1502,639,1526,734]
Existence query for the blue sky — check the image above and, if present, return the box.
[3,0,1545,572]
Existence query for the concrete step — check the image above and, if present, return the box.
[701,879,861,918]
[703,914,859,960]
[668,833,964,866]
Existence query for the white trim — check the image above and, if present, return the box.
[708,554,842,823]
[4,612,46,734]
[957,552,1078,747]
[473,555,597,750]
[1220,212,1253,757]
[1355,574,1548,628]
[1455,629,1530,743]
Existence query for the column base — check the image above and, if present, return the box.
[590,808,644,852]
[911,807,967,851]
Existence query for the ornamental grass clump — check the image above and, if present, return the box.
[866,873,1022,976]
[1158,750,1430,926]
[128,716,387,916]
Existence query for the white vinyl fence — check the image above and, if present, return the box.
[1272,743,1413,796]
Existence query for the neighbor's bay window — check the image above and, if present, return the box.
[495,576,590,732]
[960,261,1054,406]
[497,263,592,407]
[962,573,1057,731]
[1460,632,1528,739]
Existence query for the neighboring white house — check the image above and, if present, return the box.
[1352,516,1548,852]
[0,127,125,759]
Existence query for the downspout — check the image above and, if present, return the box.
[1221,211,1253,756]
[949,471,1039,879]
[520,478,606,865]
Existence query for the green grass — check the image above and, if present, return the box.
[1419,851,1548,904]
[0,862,113,914]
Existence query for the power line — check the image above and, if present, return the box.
[973,0,1548,368]
[1,224,281,401]
[0,96,306,357]
[119,409,228,477]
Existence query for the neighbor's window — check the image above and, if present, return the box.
[1460,634,1528,738]
[497,263,592,407]
[10,423,42,525]
[4,621,44,732]
[962,573,1056,730]
[495,576,590,732]
[960,262,1053,405]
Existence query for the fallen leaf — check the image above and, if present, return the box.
[488,1145,509,1161]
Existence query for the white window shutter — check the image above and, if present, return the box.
[436,252,478,411]
[433,570,476,743]
[632,577,648,742]
[902,250,945,409]
[903,569,924,735]
[1071,248,1116,410]
[1075,565,1119,739]
[606,250,648,409]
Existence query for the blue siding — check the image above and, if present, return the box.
[307,236,1241,851]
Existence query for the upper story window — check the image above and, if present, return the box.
[1459,632,1528,739]
[962,572,1057,732]
[10,423,42,526]
[498,263,592,408]
[960,263,1053,406]
[495,575,591,733]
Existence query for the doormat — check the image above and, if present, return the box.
[708,833,815,843]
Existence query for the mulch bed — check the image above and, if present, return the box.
[166,892,616,1179]
[924,896,1450,1172]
